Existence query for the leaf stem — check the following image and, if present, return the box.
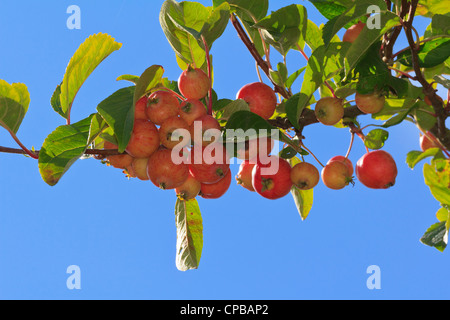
[7,130,39,159]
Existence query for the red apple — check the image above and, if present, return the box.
[355,92,385,114]
[178,66,211,100]
[236,82,277,120]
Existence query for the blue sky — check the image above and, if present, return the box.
[0,0,449,300]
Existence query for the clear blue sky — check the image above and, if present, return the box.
[0,0,448,300]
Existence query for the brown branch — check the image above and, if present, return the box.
[230,13,291,99]
[0,147,124,158]
[402,0,449,149]
[383,0,410,63]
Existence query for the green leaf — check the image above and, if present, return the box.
[414,105,437,131]
[175,198,203,271]
[417,0,450,17]
[97,86,135,153]
[88,113,109,144]
[225,110,274,133]
[279,147,298,159]
[133,65,165,107]
[200,2,230,48]
[212,98,232,112]
[397,38,450,69]
[322,0,386,46]
[160,0,229,69]
[60,33,122,118]
[213,0,267,20]
[344,12,401,78]
[38,115,94,186]
[420,221,447,252]
[286,67,306,89]
[436,206,450,222]
[289,157,314,221]
[424,159,450,206]
[270,63,289,87]
[213,0,268,56]
[116,74,140,85]
[406,148,442,169]
[50,83,65,118]
[301,20,325,52]
[380,101,420,128]
[364,129,389,150]
[253,4,308,56]
[284,92,304,130]
[0,80,30,134]
[216,99,250,121]
[308,0,348,21]
[293,42,351,124]
[431,14,450,35]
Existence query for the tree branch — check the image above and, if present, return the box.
[0,147,124,158]
[230,13,291,99]
[402,0,449,149]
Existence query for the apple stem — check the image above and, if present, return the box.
[345,132,355,160]
[201,35,213,116]
[349,122,369,153]
[300,142,325,168]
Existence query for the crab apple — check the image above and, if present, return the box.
[189,143,231,184]
[321,161,353,190]
[236,136,275,161]
[131,157,149,181]
[200,171,232,199]
[236,82,277,120]
[103,141,133,169]
[236,160,256,192]
[343,22,365,43]
[355,92,385,114]
[147,149,189,190]
[146,90,180,125]
[190,114,222,146]
[126,119,160,159]
[327,156,354,176]
[178,66,211,100]
[135,95,149,121]
[159,116,190,149]
[252,156,293,200]
[290,162,320,190]
[175,174,201,201]
[179,99,207,126]
[420,133,439,152]
[314,97,344,126]
[356,150,397,189]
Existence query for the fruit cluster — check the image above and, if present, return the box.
[102,66,279,200]
[237,149,398,201]
[103,51,398,202]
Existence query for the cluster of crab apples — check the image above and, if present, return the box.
[101,63,404,202]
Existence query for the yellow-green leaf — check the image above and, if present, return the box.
[60,33,122,118]
[289,157,314,221]
[175,199,203,271]
[0,80,30,134]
